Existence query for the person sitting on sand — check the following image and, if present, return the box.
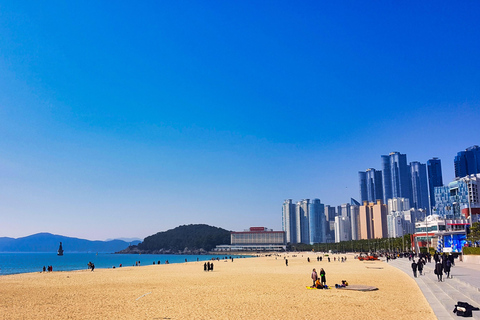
[315,279,323,289]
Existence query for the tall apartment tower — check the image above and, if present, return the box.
[454,145,480,178]
[382,152,412,203]
[381,155,393,204]
[334,216,351,242]
[358,171,368,203]
[359,169,383,203]
[410,161,430,214]
[367,168,383,202]
[308,199,326,244]
[427,158,443,211]
[282,199,297,244]
[324,205,336,243]
[359,200,388,239]
[295,199,310,244]
[350,204,360,241]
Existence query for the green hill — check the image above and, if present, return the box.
[119,224,231,254]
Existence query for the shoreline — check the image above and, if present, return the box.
[0,252,435,319]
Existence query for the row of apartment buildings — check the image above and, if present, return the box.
[283,146,480,245]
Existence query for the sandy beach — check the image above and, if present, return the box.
[0,253,435,320]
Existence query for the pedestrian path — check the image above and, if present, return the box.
[388,257,480,320]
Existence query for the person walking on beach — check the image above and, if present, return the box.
[435,260,443,282]
[417,259,423,276]
[204,262,207,271]
[311,268,318,287]
[411,260,417,277]
[285,259,288,266]
[444,258,451,279]
[320,268,326,286]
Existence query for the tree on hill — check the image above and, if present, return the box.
[137,224,231,251]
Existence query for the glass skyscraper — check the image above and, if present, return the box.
[381,155,393,204]
[386,152,412,203]
[295,199,310,244]
[410,161,430,214]
[308,199,325,244]
[359,168,383,203]
[282,199,296,244]
[454,145,480,178]
[358,171,368,203]
[427,158,443,211]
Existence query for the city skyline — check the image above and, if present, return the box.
[1,2,479,240]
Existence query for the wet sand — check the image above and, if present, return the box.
[0,253,435,319]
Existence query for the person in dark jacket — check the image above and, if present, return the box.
[320,268,326,286]
[435,261,443,281]
[444,259,452,278]
[411,260,418,277]
[417,259,424,276]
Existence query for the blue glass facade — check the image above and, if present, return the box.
[427,158,443,211]
[381,155,392,204]
[358,171,368,203]
[389,152,412,203]
[410,162,429,214]
[308,199,325,244]
[434,181,469,218]
[455,145,480,178]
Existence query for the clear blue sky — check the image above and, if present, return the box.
[1,1,479,240]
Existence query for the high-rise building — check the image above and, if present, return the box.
[410,161,430,214]
[434,173,480,220]
[351,198,361,206]
[381,155,393,204]
[350,204,360,240]
[324,205,336,243]
[308,199,325,244]
[386,213,404,238]
[359,169,383,203]
[358,200,388,239]
[334,216,351,242]
[427,158,443,211]
[295,199,310,244]
[454,145,480,178]
[339,203,351,219]
[282,199,296,244]
[387,197,410,214]
[358,171,368,203]
[388,152,412,202]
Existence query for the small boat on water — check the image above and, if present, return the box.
[57,242,64,256]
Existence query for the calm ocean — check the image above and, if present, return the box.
[0,253,248,276]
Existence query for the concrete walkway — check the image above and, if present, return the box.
[388,257,480,320]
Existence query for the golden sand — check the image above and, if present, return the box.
[0,253,434,320]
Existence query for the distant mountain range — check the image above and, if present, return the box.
[0,233,141,253]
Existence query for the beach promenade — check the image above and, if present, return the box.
[388,256,480,320]
[0,253,435,320]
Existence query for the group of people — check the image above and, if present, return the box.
[203,262,214,271]
[310,268,327,289]
[410,252,454,282]
[42,266,53,272]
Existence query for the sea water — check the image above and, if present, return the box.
[0,252,248,275]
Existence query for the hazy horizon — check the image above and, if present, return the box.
[1,1,479,240]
